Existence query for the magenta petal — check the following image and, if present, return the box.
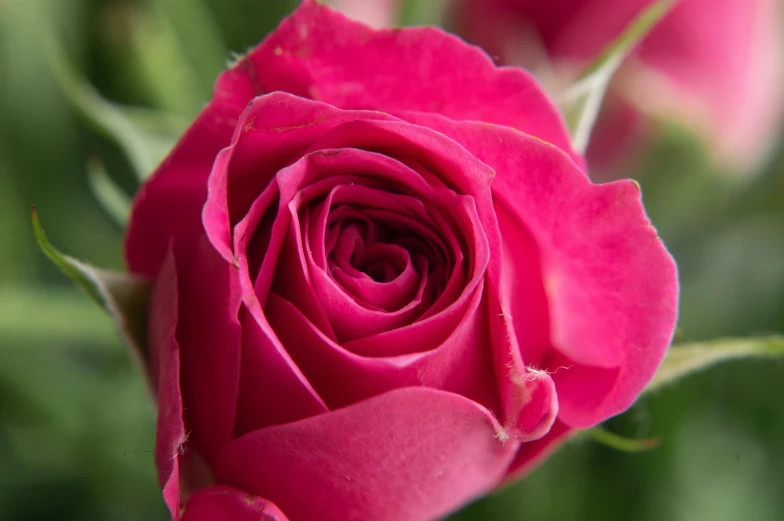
[504,420,574,482]
[183,486,289,521]
[217,387,519,521]
[461,0,653,64]
[149,249,186,520]
[402,113,678,427]
[330,240,421,311]
[125,43,268,277]
[126,172,209,279]
[486,282,558,441]
[203,92,399,253]
[241,0,576,160]
[233,306,328,437]
[493,198,551,367]
[265,288,499,413]
[202,143,238,263]
[175,235,243,466]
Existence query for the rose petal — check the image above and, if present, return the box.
[241,0,576,159]
[149,249,187,520]
[400,112,678,427]
[222,104,496,351]
[461,0,653,63]
[233,306,329,437]
[216,387,519,521]
[264,289,499,413]
[209,93,498,278]
[289,184,482,343]
[493,198,551,367]
[175,235,243,465]
[282,176,449,339]
[202,93,399,260]
[182,486,289,521]
[459,0,784,171]
[486,282,558,441]
[504,420,574,482]
[125,49,266,277]
[125,109,231,277]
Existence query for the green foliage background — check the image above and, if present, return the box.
[0,0,783,519]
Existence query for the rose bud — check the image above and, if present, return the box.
[456,0,784,174]
[126,1,678,520]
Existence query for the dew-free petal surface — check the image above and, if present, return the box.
[149,250,186,520]
[175,235,243,466]
[217,387,519,521]
[504,420,574,481]
[182,486,290,521]
[400,112,678,427]
[235,0,577,159]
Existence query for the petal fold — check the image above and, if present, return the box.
[236,0,577,160]
[217,387,519,521]
[183,486,289,521]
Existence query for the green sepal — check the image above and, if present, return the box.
[585,426,659,453]
[31,208,150,367]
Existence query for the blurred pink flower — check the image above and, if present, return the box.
[328,0,400,27]
[457,0,784,173]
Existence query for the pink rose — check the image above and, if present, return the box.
[457,0,784,172]
[126,2,678,520]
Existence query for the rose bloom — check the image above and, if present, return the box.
[126,2,678,520]
[455,0,784,173]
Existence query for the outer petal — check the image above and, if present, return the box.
[201,92,398,263]
[126,0,584,279]
[504,420,574,482]
[485,281,558,443]
[493,135,677,427]
[125,63,258,277]
[401,112,678,427]
[231,0,577,160]
[233,306,329,437]
[175,235,243,467]
[264,288,500,414]
[217,387,519,521]
[182,486,289,521]
[149,249,186,519]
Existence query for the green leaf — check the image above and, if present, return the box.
[131,0,226,118]
[562,0,676,153]
[87,157,132,226]
[150,0,227,99]
[87,158,131,228]
[645,336,784,393]
[44,33,186,180]
[398,0,448,26]
[31,208,150,367]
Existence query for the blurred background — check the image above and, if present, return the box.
[1,0,783,519]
